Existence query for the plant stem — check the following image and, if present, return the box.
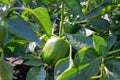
[59,2,64,37]
[90,57,104,80]
[109,49,120,55]
[4,7,32,18]
[99,58,105,80]
[90,75,102,80]
[0,47,4,59]
[69,44,73,67]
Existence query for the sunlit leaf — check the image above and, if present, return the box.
[76,59,100,80]
[58,59,100,80]
[93,35,108,56]
[54,58,69,80]
[32,7,52,37]
[57,66,78,80]
[0,0,10,5]
[74,47,98,67]
[81,2,113,21]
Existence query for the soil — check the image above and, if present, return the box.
[6,57,32,80]
[13,64,32,80]
[6,57,54,80]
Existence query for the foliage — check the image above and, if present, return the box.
[0,0,120,80]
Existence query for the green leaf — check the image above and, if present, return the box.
[66,34,93,50]
[0,59,13,80]
[13,44,28,56]
[116,0,120,4]
[108,42,120,57]
[58,47,100,80]
[93,35,108,56]
[21,53,35,59]
[103,67,120,80]
[57,66,78,80]
[76,59,100,80]
[44,0,55,5]
[26,67,46,80]
[58,59,100,80]
[3,38,28,57]
[32,7,52,37]
[0,0,10,5]
[23,59,43,67]
[113,0,120,4]
[81,2,113,21]
[0,22,8,45]
[6,17,39,43]
[90,18,110,31]
[62,0,83,16]
[54,58,69,80]
[105,58,120,75]
[74,47,98,67]
[106,35,117,49]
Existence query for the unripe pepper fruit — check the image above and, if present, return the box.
[42,36,70,65]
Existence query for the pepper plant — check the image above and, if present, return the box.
[0,0,120,80]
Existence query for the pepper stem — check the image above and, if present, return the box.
[59,2,65,37]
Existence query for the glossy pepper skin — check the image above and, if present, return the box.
[42,36,70,65]
[0,22,8,45]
